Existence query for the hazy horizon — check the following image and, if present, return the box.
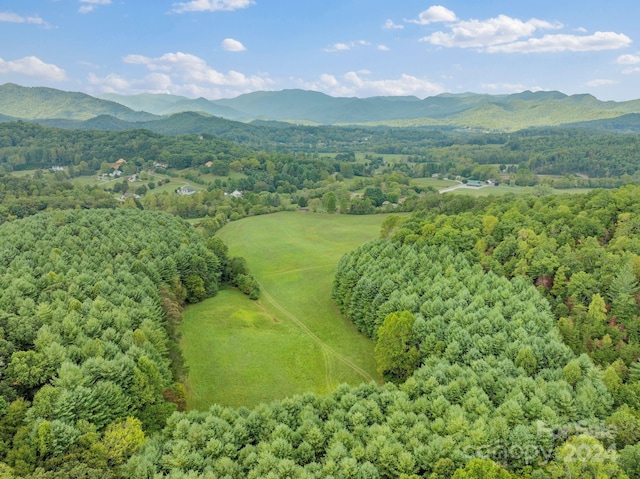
[1,1,640,101]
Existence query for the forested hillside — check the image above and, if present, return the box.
[5,84,640,129]
[0,209,232,476]
[4,121,640,185]
[0,122,250,172]
[0,84,156,122]
[397,187,640,371]
[125,243,626,478]
[0,175,118,222]
[327,187,640,476]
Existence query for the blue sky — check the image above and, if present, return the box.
[1,1,640,100]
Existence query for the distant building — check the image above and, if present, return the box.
[98,170,122,180]
[204,161,214,167]
[230,189,243,198]
[51,166,64,172]
[466,180,484,187]
[119,193,141,202]
[177,186,196,196]
[153,161,169,169]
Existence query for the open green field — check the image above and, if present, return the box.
[411,177,459,189]
[354,152,409,164]
[9,169,41,177]
[445,185,524,196]
[444,185,596,197]
[180,212,404,409]
[551,188,595,195]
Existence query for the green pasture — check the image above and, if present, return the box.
[411,177,459,189]
[444,184,595,197]
[180,212,403,409]
[551,188,595,195]
[9,169,40,177]
[181,289,328,409]
[445,185,524,196]
[354,152,408,164]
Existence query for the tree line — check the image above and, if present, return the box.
[0,209,257,477]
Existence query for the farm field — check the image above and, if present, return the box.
[442,184,596,196]
[180,212,405,409]
[354,152,409,164]
[411,177,459,189]
[445,184,524,196]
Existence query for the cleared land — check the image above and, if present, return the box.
[180,212,401,409]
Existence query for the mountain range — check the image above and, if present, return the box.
[3,82,640,132]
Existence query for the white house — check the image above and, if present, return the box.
[177,186,196,196]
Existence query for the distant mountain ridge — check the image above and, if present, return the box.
[3,82,640,130]
[0,83,157,122]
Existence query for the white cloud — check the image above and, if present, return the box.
[623,67,640,74]
[377,44,390,51]
[88,72,174,94]
[79,0,111,14]
[304,72,444,97]
[383,19,403,30]
[0,56,67,81]
[221,38,246,52]
[418,11,629,54]
[88,72,131,92]
[326,43,350,52]
[587,79,617,87]
[422,15,559,48]
[324,40,370,53]
[487,31,631,53]
[407,5,457,25]
[318,74,339,88]
[616,53,640,65]
[0,12,48,26]
[171,0,254,14]
[113,51,272,97]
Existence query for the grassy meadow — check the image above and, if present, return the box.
[411,177,459,189]
[180,212,403,409]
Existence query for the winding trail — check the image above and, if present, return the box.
[266,264,336,276]
[258,286,376,383]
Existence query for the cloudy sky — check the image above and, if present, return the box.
[1,0,640,100]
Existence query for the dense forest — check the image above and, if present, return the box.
[0,209,260,476]
[0,175,118,222]
[328,187,640,477]
[397,186,640,372]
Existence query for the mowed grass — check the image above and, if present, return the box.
[182,289,328,409]
[180,211,402,409]
[444,185,595,197]
[445,185,524,196]
[411,177,459,190]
